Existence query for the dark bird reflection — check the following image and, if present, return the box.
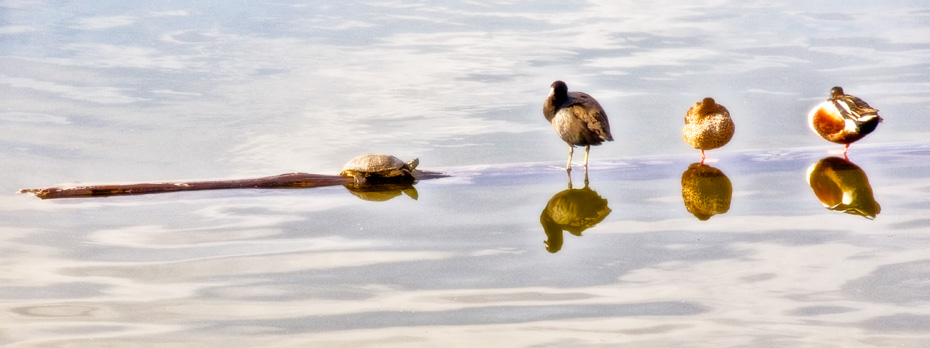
[540,173,612,253]
[343,182,418,202]
[806,156,881,219]
[681,163,732,221]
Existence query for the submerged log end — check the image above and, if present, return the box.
[19,186,156,199]
[19,187,65,199]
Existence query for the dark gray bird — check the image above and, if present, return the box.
[543,80,614,172]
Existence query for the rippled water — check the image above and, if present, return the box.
[3,1,930,346]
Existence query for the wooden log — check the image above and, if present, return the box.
[19,171,447,199]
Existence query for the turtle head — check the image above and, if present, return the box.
[406,158,419,171]
[347,172,366,185]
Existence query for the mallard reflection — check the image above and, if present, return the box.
[681,163,732,221]
[540,175,612,253]
[343,182,418,202]
[806,156,880,219]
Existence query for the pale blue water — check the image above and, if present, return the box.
[2,1,930,346]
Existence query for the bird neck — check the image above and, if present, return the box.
[543,95,565,122]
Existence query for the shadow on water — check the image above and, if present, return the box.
[540,169,612,253]
[806,156,881,219]
[680,163,732,221]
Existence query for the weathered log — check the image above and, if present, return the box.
[19,171,447,199]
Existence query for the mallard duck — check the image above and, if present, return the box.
[808,86,883,155]
[683,97,735,162]
[543,80,613,172]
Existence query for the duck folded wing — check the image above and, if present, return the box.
[834,96,879,120]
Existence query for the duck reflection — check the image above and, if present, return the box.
[540,172,612,253]
[343,182,418,202]
[681,163,732,221]
[806,157,880,219]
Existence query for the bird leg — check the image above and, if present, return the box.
[583,145,591,169]
[566,145,574,172]
[700,150,706,165]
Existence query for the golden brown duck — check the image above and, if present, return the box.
[683,97,735,162]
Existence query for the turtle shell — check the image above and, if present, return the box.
[340,154,417,179]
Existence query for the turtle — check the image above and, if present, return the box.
[339,154,419,184]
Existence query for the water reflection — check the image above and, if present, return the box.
[540,174,612,253]
[681,163,732,221]
[343,182,418,202]
[806,157,881,219]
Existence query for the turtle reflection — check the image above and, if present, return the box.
[681,163,732,221]
[806,156,880,219]
[344,182,418,202]
[540,176,612,253]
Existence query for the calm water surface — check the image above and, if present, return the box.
[2,1,930,346]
